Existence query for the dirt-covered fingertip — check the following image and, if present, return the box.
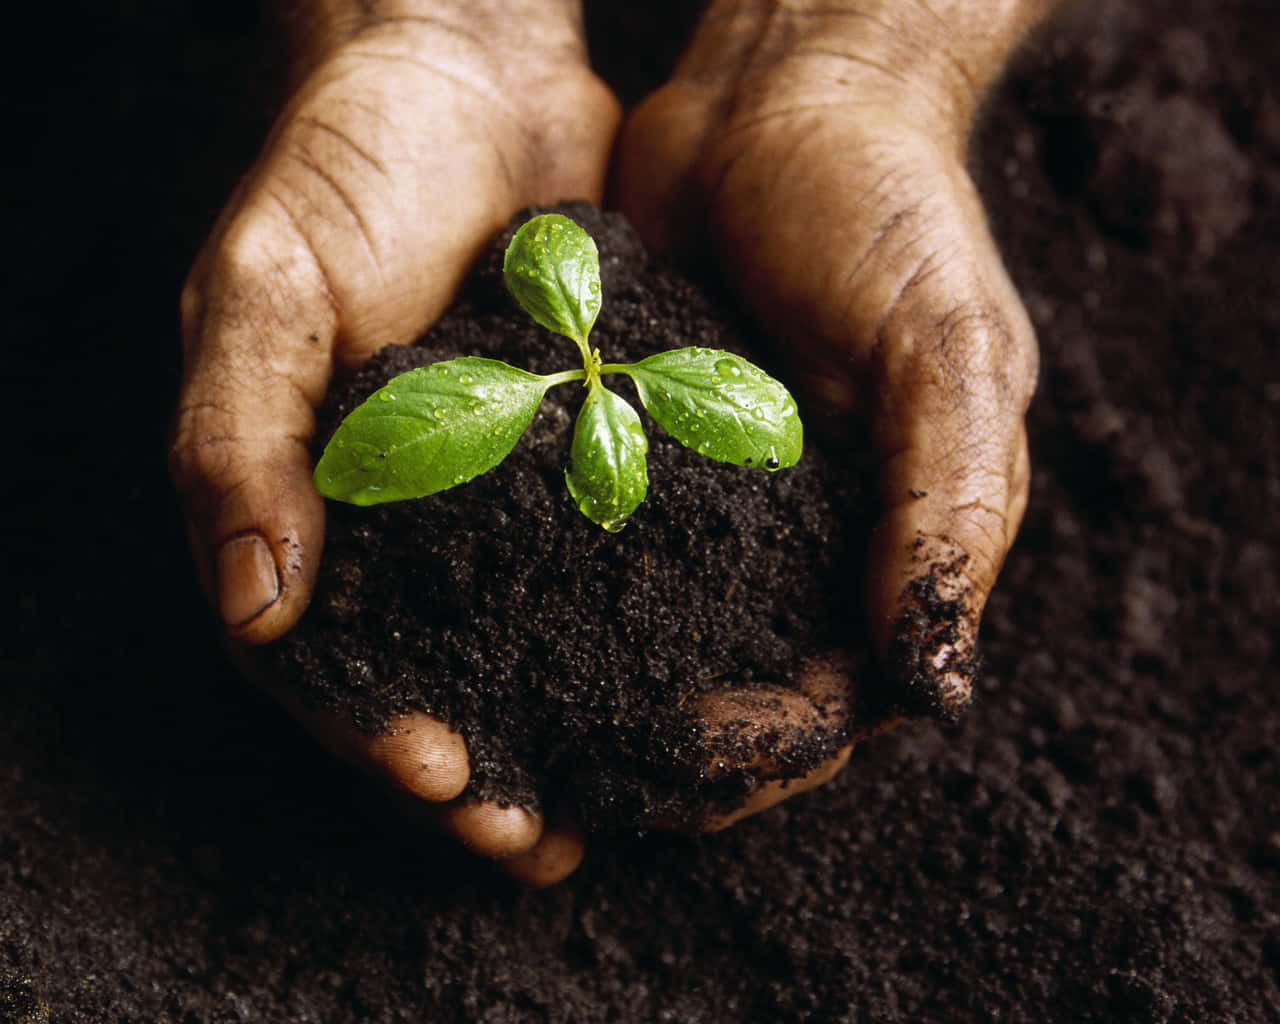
[700,742,855,833]
[884,544,982,721]
[364,713,470,803]
[441,800,543,860]
[692,653,857,781]
[499,824,585,888]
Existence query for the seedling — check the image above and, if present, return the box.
[313,214,803,531]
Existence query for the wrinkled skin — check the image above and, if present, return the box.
[171,0,1048,885]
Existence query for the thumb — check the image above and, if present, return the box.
[170,208,337,644]
[863,161,1037,719]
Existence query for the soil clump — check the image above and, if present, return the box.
[271,203,872,830]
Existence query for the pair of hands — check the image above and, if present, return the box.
[171,0,1044,885]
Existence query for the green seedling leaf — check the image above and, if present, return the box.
[565,386,649,532]
[503,214,602,345]
[314,357,549,505]
[624,348,803,469]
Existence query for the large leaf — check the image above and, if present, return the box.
[624,348,803,469]
[314,357,549,505]
[502,214,601,345]
[565,386,649,532]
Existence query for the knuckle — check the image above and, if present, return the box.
[179,275,204,338]
[203,208,335,343]
[168,402,239,496]
[882,292,1036,436]
[213,217,296,317]
[935,303,1026,408]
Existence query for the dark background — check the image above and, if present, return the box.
[3,1,1278,1021]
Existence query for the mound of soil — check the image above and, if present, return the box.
[271,203,871,829]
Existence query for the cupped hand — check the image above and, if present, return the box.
[615,0,1046,776]
[170,3,618,886]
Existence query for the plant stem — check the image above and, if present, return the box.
[540,368,588,389]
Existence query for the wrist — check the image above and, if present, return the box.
[276,0,588,82]
[676,0,1055,141]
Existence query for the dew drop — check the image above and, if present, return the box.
[765,448,781,470]
[715,358,743,379]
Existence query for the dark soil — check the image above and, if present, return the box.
[3,0,1279,1021]
[271,202,869,830]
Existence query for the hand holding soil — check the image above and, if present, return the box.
[171,0,1050,885]
[614,0,1047,717]
[170,0,619,884]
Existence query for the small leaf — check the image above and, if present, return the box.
[314,357,549,505]
[503,214,602,344]
[624,348,803,469]
[565,386,649,532]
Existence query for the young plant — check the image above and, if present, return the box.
[313,214,803,531]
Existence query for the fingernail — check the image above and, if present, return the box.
[216,533,280,628]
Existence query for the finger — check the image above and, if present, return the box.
[1008,428,1032,538]
[683,656,900,831]
[313,710,471,804]
[692,655,855,781]
[701,743,853,832]
[171,204,338,644]
[499,822,585,887]
[611,78,716,255]
[245,654,474,803]
[862,181,1038,718]
[439,800,544,860]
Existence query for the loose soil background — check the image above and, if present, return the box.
[3,1,1278,1021]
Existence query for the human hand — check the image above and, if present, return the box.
[615,0,1049,808]
[170,0,619,886]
